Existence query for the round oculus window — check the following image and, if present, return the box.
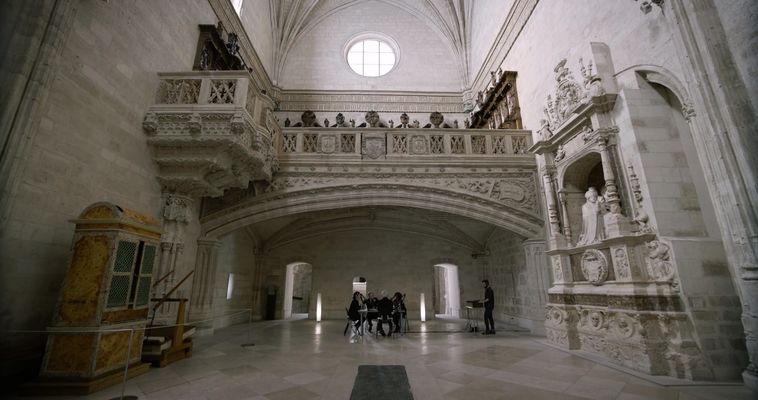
[346,39,397,77]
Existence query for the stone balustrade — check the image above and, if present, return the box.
[142,71,279,197]
[278,127,533,160]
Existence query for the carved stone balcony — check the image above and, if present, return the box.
[142,71,279,197]
[277,127,533,162]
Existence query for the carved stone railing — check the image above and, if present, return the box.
[277,127,532,161]
[142,71,279,197]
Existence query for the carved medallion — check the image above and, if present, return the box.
[362,136,386,159]
[581,249,609,285]
[410,135,428,154]
[319,135,337,154]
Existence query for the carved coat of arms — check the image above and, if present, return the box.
[410,135,428,154]
[362,135,386,159]
[319,135,337,154]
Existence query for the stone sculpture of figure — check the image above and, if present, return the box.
[331,113,350,127]
[554,144,566,162]
[476,91,484,106]
[464,118,470,128]
[388,120,394,128]
[490,70,498,88]
[284,118,291,127]
[453,120,459,128]
[350,119,355,127]
[324,118,329,127]
[365,110,380,127]
[576,187,605,246]
[397,113,411,128]
[412,119,420,128]
[429,112,444,128]
[300,110,318,127]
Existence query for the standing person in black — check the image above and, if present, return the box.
[480,279,495,335]
[376,290,393,336]
[391,292,406,333]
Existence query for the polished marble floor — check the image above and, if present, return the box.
[9,318,753,400]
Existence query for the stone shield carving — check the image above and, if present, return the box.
[410,135,428,154]
[362,136,386,159]
[319,135,337,154]
[581,249,609,285]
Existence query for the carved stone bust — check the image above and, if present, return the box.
[429,112,444,128]
[301,110,317,127]
[365,110,380,127]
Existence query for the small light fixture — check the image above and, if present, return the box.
[316,292,322,322]
[420,293,426,322]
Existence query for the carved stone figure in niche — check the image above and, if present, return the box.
[389,120,394,128]
[554,144,566,162]
[396,113,411,128]
[576,187,605,246]
[350,118,356,127]
[490,71,498,88]
[412,119,420,128]
[284,118,291,127]
[476,91,484,106]
[464,118,470,128]
[323,118,329,127]
[429,112,444,128]
[453,120,459,128]
[293,110,320,127]
[647,240,674,281]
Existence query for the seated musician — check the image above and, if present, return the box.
[391,292,406,333]
[376,290,393,336]
[363,292,378,333]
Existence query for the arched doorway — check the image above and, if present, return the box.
[283,262,312,319]
[433,263,460,317]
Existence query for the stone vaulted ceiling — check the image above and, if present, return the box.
[269,0,472,84]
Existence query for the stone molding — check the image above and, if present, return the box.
[200,180,543,240]
[276,90,466,113]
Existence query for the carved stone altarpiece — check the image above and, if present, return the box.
[530,51,709,380]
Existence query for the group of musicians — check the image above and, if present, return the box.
[347,279,494,341]
[348,290,406,338]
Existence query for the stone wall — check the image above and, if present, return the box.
[0,0,216,379]
[237,0,274,81]
[214,230,257,329]
[260,229,482,321]
[484,230,547,333]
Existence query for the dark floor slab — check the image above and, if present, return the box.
[350,365,414,400]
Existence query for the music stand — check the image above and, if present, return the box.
[465,300,483,333]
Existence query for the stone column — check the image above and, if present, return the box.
[154,193,192,320]
[540,165,564,248]
[557,189,572,242]
[189,238,221,334]
[596,134,633,237]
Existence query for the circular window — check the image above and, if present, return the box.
[345,35,398,77]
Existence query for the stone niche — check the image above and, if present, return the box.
[530,46,712,380]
